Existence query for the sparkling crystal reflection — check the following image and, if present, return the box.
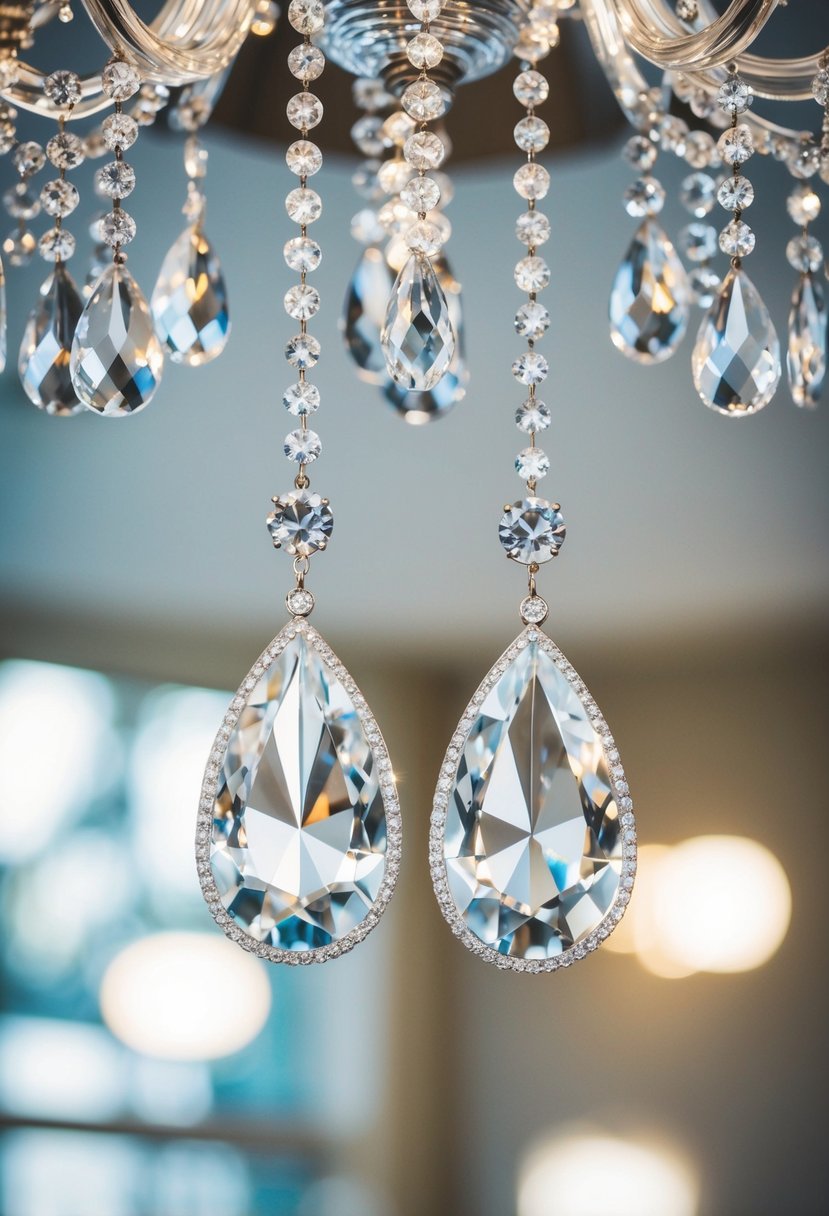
[343,245,396,384]
[609,219,689,363]
[442,638,622,958]
[382,252,456,391]
[787,271,825,409]
[210,634,388,950]
[692,267,780,416]
[151,225,230,366]
[18,264,84,415]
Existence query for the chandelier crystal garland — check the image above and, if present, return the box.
[0,0,828,419]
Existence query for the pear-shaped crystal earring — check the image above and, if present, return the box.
[430,40,636,974]
[197,0,402,965]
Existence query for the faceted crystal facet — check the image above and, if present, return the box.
[18,264,85,415]
[499,497,564,564]
[787,271,826,409]
[199,621,401,961]
[431,629,633,970]
[692,268,780,416]
[70,263,164,416]
[382,253,456,392]
[267,489,333,555]
[344,245,397,384]
[151,225,230,366]
[609,219,689,363]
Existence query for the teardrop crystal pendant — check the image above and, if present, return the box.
[70,262,164,417]
[609,218,689,363]
[343,245,396,384]
[382,252,456,391]
[197,616,402,963]
[18,263,85,416]
[431,624,635,972]
[151,225,230,366]
[787,271,826,409]
[691,267,780,416]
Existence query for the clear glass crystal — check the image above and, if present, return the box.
[679,221,718,262]
[102,112,139,151]
[811,67,829,106]
[285,187,322,225]
[513,163,550,200]
[284,427,321,464]
[790,141,820,181]
[514,300,550,340]
[717,74,753,115]
[102,58,140,101]
[499,497,564,563]
[623,176,665,217]
[284,283,321,320]
[787,272,826,409]
[659,115,688,155]
[403,131,446,170]
[610,219,689,363]
[786,234,823,273]
[718,124,754,166]
[513,70,549,106]
[352,77,391,110]
[288,44,325,81]
[406,219,444,257]
[514,116,550,153]
[151,225,229,366]
[283,381,320,415]
[378,157,413,196]
[719,219,755,257]
[515,210,550,247]
[514,255,550,292]
[96,160,136,200]
[267,490,333,555]
[515,397,551,432]
[351,115,385,158]
[284,235,322,273]
[70,262,163,416]
[689,265,720,307]
[407,32,444,69]
[680,171,717,217]
[683,129,719,170]
[382,111,416,148]
[13,141,46,176]
[183,136,208,179]
[18,263,84,415]
[512,350,548,385]
[46,131,85,170]
[286,139,322,177]
[38,227,75,262]
[350,207,385,245]
[401,175,441,213]
[39,178,79,218]
[692,268,780,416]
[285,332,321,370]
[717,175,754,211]
[100,209,136,247]
[401,80,447,122]
[286,92,323,131]
[45,70,81,107]
[344,245,396,383]
[4,183,40,220]
[382,253,456,391]
[3,229,36,266]
[407,0,443,20]
[288,0,324,33]
[516,446,549,480]
[623,134,657,171]
[787,183,821,226]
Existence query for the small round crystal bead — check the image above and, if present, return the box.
[284,428,322,464]
[267,490,333,557]
[285,187,322,225]
[403,131,446,170]
[3,229,37,266]
[499,497,565,565]
[285,333,321,369]
[718,219,755,258]
[623,177,665,217]
[716,74,753,115]
[286,93,323,131]
[515,398,551,433]
[407,0,443,20]
[38,227,76,261]
[284,283,321,320]
[96,160,136,199]
[102,113,138,150]
[514,301,550,340]
[351,115,385,157]
[286,140,322,176]
[514,116,550,153]
[44,70,82,107]
[100,209,136,246]
[46,132,85,170]
[407,32,444,69]
[13,141,46,176]
[102,59,140,101]
[513,70,549,106]
[401,175,441,213]
[39,178,79,217]
[680,172,717,217]
[514,255,550,292]
[717,176,754,211]
[689,266,720,307]
[284,235,322,272]
[786,184,821,225]
[406,219,444,256]
[679,222,717,262]
[283,382,321,415]
[516,210,551,246]
[811,68,829,106]
[288,44,325,81]
[512,351,549,385]
[4,184,40,219]
[513,163,550,200]
[786,234,823,273]
[401,80,447,122]
[717,124,754,166]
[288,0,324,33]
[516,447,550,480]
[623,134,657,171]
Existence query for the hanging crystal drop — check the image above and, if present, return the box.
[0,254,6,374]
[197,619,402,962]
[343,245,396,384]
[381,252,456,391]
[692,267,780,416]
[151,225,230,366]
[609,218,689,363]
[430,628,634,972]
[70,262,164,417]
[18,263,85,416]
[787,271,826,409]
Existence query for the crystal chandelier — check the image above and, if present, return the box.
[0,0,826,420]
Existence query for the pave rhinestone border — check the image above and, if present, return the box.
[429,624,637,974]
[196,616,402,965]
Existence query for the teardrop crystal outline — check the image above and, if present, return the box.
[429,624,636,974]
[196,615,403,965]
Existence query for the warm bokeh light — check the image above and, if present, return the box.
[517,1128,698,1216]
[650,835,791,974]
[603,844,698,978]
[100,933,271,1061]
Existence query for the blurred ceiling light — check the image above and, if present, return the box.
[650,835,791,974]
[518,1128,698,1216]
[100,932,271,1061]
[602,844,698,979]
[0,1017,126,1122]
[0,661,118,863]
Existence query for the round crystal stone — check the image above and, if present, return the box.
[512,350,549,385]
[499,497,565,564]
[102,112,139,151]
[719,219,755,257]
[689,265,720,307]
[680,171,717,216]
[286,139,322,176]
[378,157,413,195]
[101,209,136,246]
[659,115,689,156]
[288,43,325,81]
[3,183,40,220]
[284,428,322,464]
[623,134,657,171]
[401,80,447,122]
[790,142,820,181]
[519,593,549,624]
[38,226,76,262]
[352,77,392,110]
[514,255,550,292]
[350,208,385,244]
[407,0,443,20]
[287,92,323,131]
[787,183,821,225]
[407,32,444,69]
[286,587,315,617]
[285,188,322,225]
[717,74,753,115]
[514,163,550,200]
[683,130,719,170]
[284,283,321,320]
[45,70,82,107]
[283,381,321,415]
[811,67,829,106]
[0,122,16,156]
[516,398,551,432]
[102,58,141,101]
[284,234,323,273]
[515,300,550,340]
[516,446,550,480]
[406,219,444,256]
[516,210,550,246]
[351,115,385,157]
[288,0,324,33]
[718,124,754,166]
[84,131,108,159]
[96,160,136,199]
[13,141,46,176]
[267,490,333,556]
[679,221,717,262]
[382,111,417,148]
[3,228,36,266]
[623,176,665,217]
[786,234,823,272]
[352,159,383,202]
[513,70,549,106]
[401,175,441,213]
[403,130,446,170]
[514,116,550,153]
[717,175,754,211]
[40,178,79,217]
[285,333,321,369]
[46,131,85,170]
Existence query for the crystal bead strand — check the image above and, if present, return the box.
[715,69,757,262]
[38,72,83,265]
[678,170,720,308]
[3,137,45,269]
